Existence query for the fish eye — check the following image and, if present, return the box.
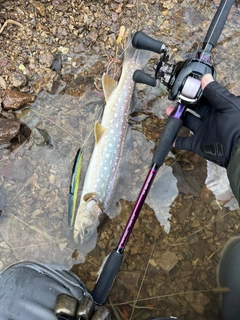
[84,226,91,237]
[82,224,96,242]
[84,228,90,236]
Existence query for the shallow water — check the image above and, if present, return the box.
[0,1,240,319]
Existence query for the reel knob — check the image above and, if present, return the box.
[133,70,157,87]
[132,31,166,53]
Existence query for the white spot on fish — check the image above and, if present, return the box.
[104,167,107,170]
[106,154,110,158]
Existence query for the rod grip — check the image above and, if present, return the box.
[91,251,123,305]
[203,0,235,49]
[152,114,184,166]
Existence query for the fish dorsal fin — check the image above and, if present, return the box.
[102,73,117,102]
[94,121,105,143]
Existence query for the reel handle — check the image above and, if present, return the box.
[132,31,165,53]
[203,0,235,49]
[133,70,157,86]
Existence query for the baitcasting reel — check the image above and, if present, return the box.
[132,31,216,105]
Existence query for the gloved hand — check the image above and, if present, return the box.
[167,74,240,168]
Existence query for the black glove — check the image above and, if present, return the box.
[175,80,240,168]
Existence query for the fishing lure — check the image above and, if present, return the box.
[68,148,83,229]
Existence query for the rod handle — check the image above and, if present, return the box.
[91,251,123,305]
[152,104,186,166]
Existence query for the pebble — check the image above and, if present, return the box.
[157,251,179,272]
[39,53,55,68]
[0,118,20,144]
[11,72,27,88]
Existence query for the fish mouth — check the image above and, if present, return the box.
[73,229,82,244]
[73,228,98,253]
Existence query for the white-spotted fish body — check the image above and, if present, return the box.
[73,36,151,246]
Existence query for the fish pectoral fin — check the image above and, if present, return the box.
[94,121,105,143]
[102,73,117,102]
[83,192,97,202]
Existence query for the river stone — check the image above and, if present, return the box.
[11,72,27,88]
[2,89,35,110]
[39,52,54,68]
[192,292,211,315]
[157,251,179,272]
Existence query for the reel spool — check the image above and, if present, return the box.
[180,76,202,103]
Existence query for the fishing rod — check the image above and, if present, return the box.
[92,0,235,305]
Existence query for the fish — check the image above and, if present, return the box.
[73,34,151,246]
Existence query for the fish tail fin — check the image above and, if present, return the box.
[123,33,152,68]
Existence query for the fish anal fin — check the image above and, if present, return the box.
[94,121,105,143]
[102,73,117,102]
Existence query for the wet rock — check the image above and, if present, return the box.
[157,251,179,272]
[192,293,211,315]
[191,240,211,259]
[2,89,35,110]
[0,117,20,144]
[68,116,79,129]
[215,207,228,233]
[11,72,27,88]
[34,70,62,94]
[39,52,55,68]
[180,261,193,277]
[73,43,85,53]
[117,271,140,287]
[0,110,15,120]
[30,127,54,148]
[172,162,201,197]
[51,54,62,71]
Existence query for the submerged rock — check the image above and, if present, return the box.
[0,117,20,144]
[157,251,179,272]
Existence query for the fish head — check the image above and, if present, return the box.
[73,199,102,246]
